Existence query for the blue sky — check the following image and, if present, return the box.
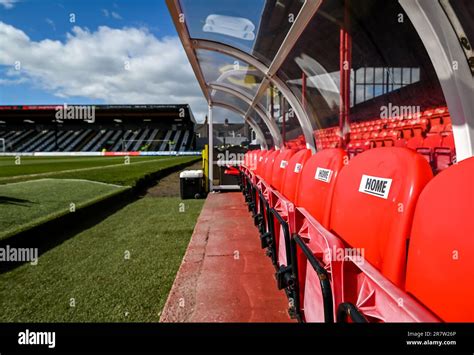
[0,0,208,119]
[0,0,177,41]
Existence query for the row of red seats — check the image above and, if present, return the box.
[287,131,454,173]
[240,146,473,322]
[314,107,455,172]
[349,106,449,130]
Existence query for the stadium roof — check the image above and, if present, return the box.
[0,104,197,124]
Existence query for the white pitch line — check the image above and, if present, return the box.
[46,178,129,188]
[0,158,176,182]
[0,178,129,188]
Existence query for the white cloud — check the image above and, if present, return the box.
[0,0,18,9]
[0,77,27,85]
[45,18,56,31]
[0,22,207,121]
[102,8,122,21]
[111,11,122,20]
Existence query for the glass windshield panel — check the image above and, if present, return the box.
[258,84,305,149]
[278,0,448,156]
[211,106,243,124]
[196,49,264,96]
[248,108,274,148]
[212,97,269,148]
[180,0,305,66]
[211,90,250,115]
[210,106,248,186]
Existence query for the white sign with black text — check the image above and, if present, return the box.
[359,174,392,199]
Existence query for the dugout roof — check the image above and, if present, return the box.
[166,0,474,161]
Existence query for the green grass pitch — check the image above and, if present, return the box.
[0,196,204,322]
[0,178,129,240]
[0,156,200,186]
[0,155,204,321]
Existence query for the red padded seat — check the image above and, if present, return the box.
[262,150,280,183]
[271,149,296,191]
[296,148,348,229]
[291,149,348,321]
[406,136,423,150]
[422,134,443,148]
[416,135,443,167]
[406,157,474,321]
[256,150,271,177]
[281,149,312,202]
[330,147,433,287]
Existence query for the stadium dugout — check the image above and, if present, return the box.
[160,0,474,323]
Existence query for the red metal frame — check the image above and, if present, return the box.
[339,0,352,149]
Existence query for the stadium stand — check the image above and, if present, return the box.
[284,106,455,174]
[0,105,196,153]
[179,130,191,152]
[159,130,174,152]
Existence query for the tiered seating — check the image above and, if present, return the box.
[179,130,191,151]
[0,124,194,153]
[239,146,473,323]
[315,127,341,150]
[313,106,455,173]
[131,128,150,151]
[81,130,104,152]
[285,135,306,150]
[65,130,92,151]
[92,130,115,151]
[159,130,174,151]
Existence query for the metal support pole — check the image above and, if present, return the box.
[302,71,307,111]
[208,104,214,192]
[270,86,275,123]
[339,28,345,148]
[281,93,286,146]
[339,0,352,149]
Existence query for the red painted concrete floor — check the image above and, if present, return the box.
[160,192,293,322]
